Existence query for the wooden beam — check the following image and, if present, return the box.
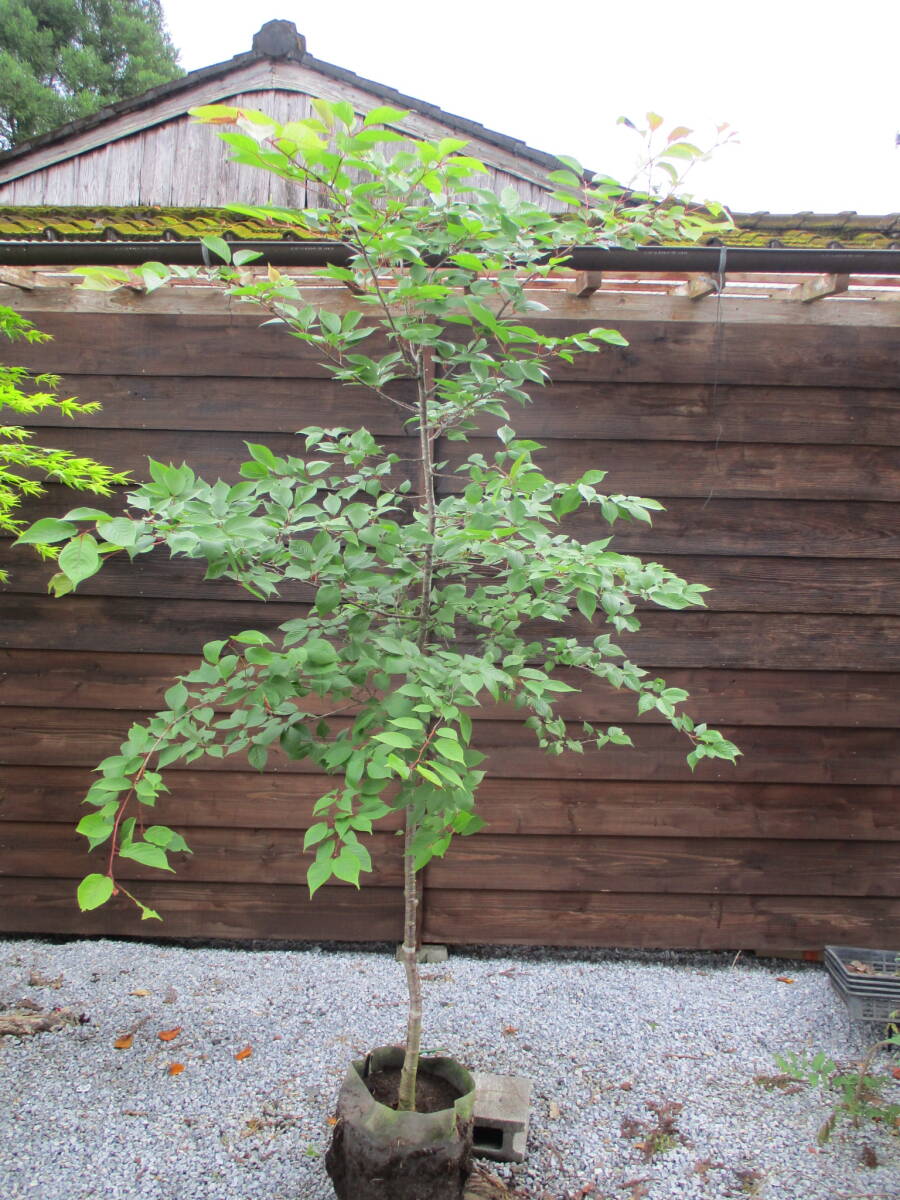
[674,273,718,300]
[570,271,602,298]
[4,283,894,327]
[791,273,850,303]
[0,266,37,290]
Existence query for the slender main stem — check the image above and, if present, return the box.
[396,350,436,1113]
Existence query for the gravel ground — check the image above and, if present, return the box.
[1,937,898,1200]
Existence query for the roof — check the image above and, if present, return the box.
[0,20,558,177]
[0,206,897,251]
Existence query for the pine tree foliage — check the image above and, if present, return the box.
[0,0,182,149]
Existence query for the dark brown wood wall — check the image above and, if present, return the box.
[1,287,898,950]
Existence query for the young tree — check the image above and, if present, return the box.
[0,0,182,149]
[1,304,128,582]
[17,101,739,1113]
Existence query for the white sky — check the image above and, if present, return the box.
[161,0,899,215]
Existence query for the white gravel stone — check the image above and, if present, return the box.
[1,938,898,1199]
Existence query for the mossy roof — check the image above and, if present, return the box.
[0,206,898,250]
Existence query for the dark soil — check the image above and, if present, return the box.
[365,1064,463,1113]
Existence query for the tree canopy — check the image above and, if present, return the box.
[0,0,182,150]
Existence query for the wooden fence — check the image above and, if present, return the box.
[0,280,897,950]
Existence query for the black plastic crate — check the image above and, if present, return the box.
[824,945,900,1023]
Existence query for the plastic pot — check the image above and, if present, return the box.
[325,1045,475,1200]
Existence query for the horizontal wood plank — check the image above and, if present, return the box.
[512,382,900,447]
[5,548,897,615]
[1,649,896,725]
[2,285,896,950]
[569,500,900,559]
[423,891,900,950]
[2,595,897,669]
[18,377,899,448]
[27,374,414,436]
[2,824,895,898]
[4,767,896,840]
[14,489,900,559]
[444,439,900,501]
[10,311,897,388]
[0,823,402,887]
[423,834,900,896]
[0,709,894,784]
[0,877,402,941]
[539,318,899,389]
[17,428,900,503]
[12,427,416,485]
[7,284,898,328]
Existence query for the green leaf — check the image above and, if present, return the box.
[203,639,227,663]
[450,252,483,272]
[77,874,114,912]
[201,234,231,263]
[58,534,101,585]
[303,822,331,851]
[164,683,188,710]
[232,630,273,645]
[306,639,337,667]
[233,249,263,266]
[363,105,408,126]
[551,487,582,519]
[373,731,414,749]
[119,842,173,871]
[63,507,109,521]
[14,518,78,546]
[332,848,362,887]
[434,737,465,764]
[307,857,332,896]
[415,765,444,787]
[576,590,597,621]
[316,583,341,615]
[248,744,268,770]
[96,518,136,547]
[651,590,697,610]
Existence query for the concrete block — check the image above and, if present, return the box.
[471,1071,532,1163]
[394,944,449,964]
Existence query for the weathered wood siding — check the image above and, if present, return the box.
[0,285,898,949]
[0,70,555,207]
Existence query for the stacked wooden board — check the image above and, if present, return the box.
[0,281,897,949]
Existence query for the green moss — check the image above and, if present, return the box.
[0,205,895,249]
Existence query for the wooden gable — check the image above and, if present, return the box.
[0,22,557,209]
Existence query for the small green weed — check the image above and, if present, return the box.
[620,1100,685,1160]
[767,1032,900,1144]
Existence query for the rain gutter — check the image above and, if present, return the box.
[0,242,898,274]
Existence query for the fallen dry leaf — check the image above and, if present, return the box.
[167,1062,185,1076]
[114,1033,134,1050]
[130,989,150,997]
[157,1027,182,1042]
[235,1045,253,1061]
[28,971,63,989]
[502,1025,518,1036]
[860,1144,878,1169]
[0,1006,87,1037]
[848,959,876,975]
[776,976,795,984]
